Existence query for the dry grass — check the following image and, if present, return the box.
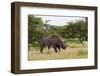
[28,47,88,61]
[28,41,88,61]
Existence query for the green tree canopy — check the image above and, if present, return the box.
[28,15,88,45]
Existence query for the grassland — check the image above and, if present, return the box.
[28,41,88,61]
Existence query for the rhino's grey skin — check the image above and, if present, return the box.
[40,35,66,53]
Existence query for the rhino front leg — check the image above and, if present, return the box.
[57,47,61,51]
[53,47,58,53]
[56,45,61,51]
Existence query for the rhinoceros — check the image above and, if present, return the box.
[40,35,67,53]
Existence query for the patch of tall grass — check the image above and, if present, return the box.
[66,41,87,48]
[28,48,88,60]
[77,49,88,58]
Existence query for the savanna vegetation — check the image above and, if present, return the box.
[28,15,88,60]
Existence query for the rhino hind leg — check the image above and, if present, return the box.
[48,45,51,50]
[40,46,44,53]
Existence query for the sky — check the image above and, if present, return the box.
[33,15,86,26]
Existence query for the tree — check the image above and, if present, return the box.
[64,18,88,43]
[28,15,88,45]
[28,15,44,45]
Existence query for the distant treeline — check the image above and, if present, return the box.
[28,15,88,46]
